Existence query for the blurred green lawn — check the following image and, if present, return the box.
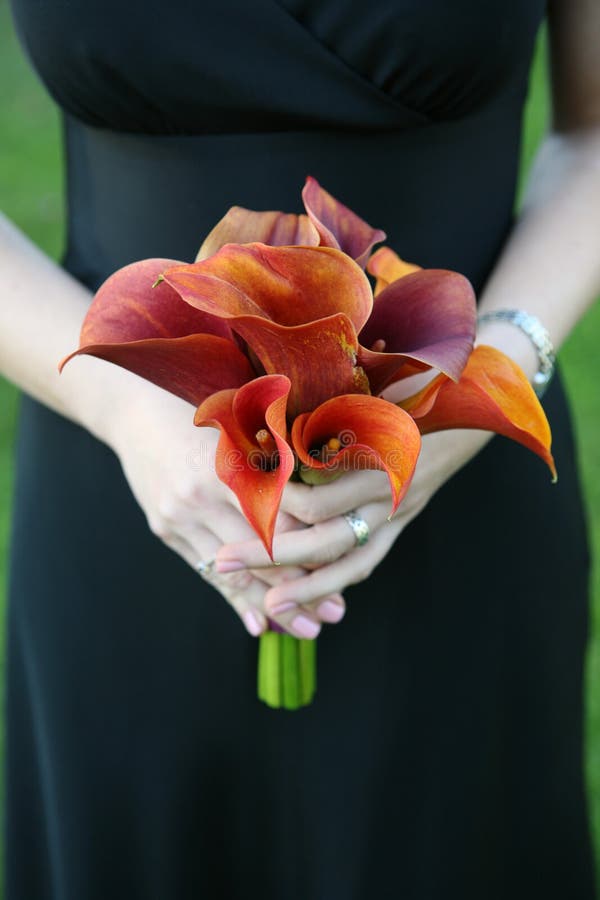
[1,0,599,877]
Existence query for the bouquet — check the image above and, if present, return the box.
[60,177,555,710]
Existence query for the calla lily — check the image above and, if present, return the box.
[358,268,477,394]
[195,175,385,269]
[59,259,255,405]
[400,344,556,479]
[301,176,386,268]
[164,243,372,331]
[291,395,422,514]
[197,207,318,261]
[194,375,295,557]
[162,243,373,415]
[217,312,369,418]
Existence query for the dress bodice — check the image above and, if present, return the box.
[11,0,545,134]
[8,1,547,302]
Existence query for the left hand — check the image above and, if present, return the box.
[215,428,493,620]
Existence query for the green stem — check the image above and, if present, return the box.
[257,631,317,710]
[257,631,281,707]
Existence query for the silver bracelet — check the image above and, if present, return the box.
[476,309,555,397]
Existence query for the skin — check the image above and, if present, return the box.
[1,0,600,638]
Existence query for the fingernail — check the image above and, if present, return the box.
[317,599,346,623]
[268,601,297,616]
[243,609,264,637]
[216,559,245,574]
[290,615,321,639]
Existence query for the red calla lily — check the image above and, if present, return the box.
[291,394,422,514]
[401,345,556,479]
[194,375,295,557]
[59,259,255,405]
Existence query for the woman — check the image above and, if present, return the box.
[2,0,598,896]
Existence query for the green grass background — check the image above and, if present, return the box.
[1,0,599,879]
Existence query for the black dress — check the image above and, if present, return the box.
[6,1,596,897]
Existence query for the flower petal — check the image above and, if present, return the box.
[231,314,369,418]
[61,334,255,406]
[195,376,295,556]
[196,207,319,261]
[301,176,386,268]
[79,258,235,343]
[366,246,421,296]
[164,243,373,332]
[358,268,477,394]
[291,394,421,514]
[59,258,254,404]
[401,345,556,478]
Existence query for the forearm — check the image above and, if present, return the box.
[0,212,154,446]
[476,125,600,376]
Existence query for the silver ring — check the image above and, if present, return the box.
[196,558,216,576]
[343,510,370,547]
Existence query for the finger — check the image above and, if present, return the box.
[197,506,349,634]
[212,518,344,632]
[185,503,310,588]
[179,504,332,633]
[165,528,270,638]
[280,469,390,524]
[184,500,351,632]
[215,502,388,571]
[263,518,404,610]
[264,591,347,638]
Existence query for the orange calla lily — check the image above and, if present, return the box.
[401,344,556,479]
[291,394,422,514]
[213,312,369,419]
[196,207,318,261]
[195,176,385,269]
[194,375,295,557]
[162,243,373,415]
[163,243,372,332]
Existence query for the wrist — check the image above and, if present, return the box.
[477,309,556,397]
[66,358,178,452]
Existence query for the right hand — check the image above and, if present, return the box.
[108,383,346,638]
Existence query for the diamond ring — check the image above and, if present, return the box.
[196,558,216,576]
[342,511,370,547]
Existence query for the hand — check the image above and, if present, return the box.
[215,428,492,616]
[108,385,345,638]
